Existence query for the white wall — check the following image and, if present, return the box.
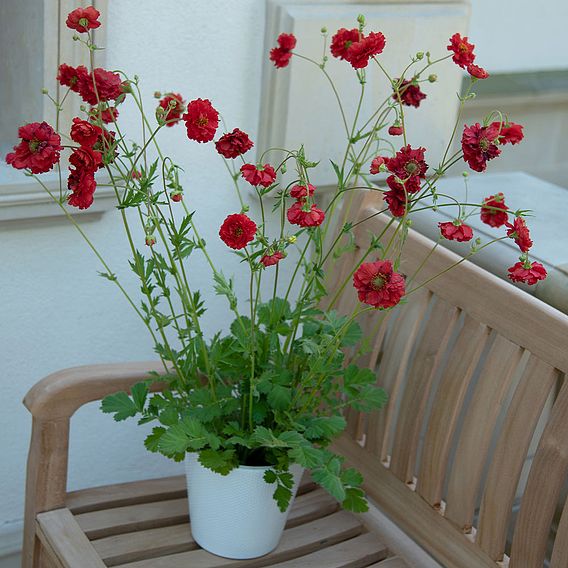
[469,0,568,73]
[0,0,269,549]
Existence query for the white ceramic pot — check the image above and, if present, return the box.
[184,453,303,559]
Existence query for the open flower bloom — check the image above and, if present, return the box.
[219,213,257,249]
[330,28,385,69]
[447,33,475,68]
[240,163,276,187]
[480,193,509,228]
[66,6,101,32]
[269,33,297,68]
[260,251,285,267]
[506,217,533,252]
[215,129,254,159]
[461,122,501,172]
[393,79,427,108]
[508,260,547,285]
[183,98,219,143]
[353,260,406,309]
[6,122,62,174]
[287,200,325,227]
[439,220,474,242]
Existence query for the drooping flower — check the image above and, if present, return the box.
[67,168,97,209]
[158,93,186,127]
[94,106,119,124]
[353,259,406,309]
[183,98,219,143]
[289,183,315,199]
[491,121,524,145]
[77,68,123,105]
[219,213,257,249]
[508,260,547,285]
[57,64,88,93]
[287,200,325,227]
[393,79,427,108]
[215,128,254,159]
[346,31,386,69]
[260,251,285,267]
[5,122,62,174]
[370,156,385,174]
[506,217,533,252]
[461,122,501,172]
[480,193,509,228]
[240,163,276,187]
[386,174,420,196]
[385,145,428,191]
[69,145,103,172]
[467,64,489,79]
[269,33,297,68]
[447,33,476,69]
[388,124,404,136]
[66,6,101,33]
[383,186,407,217]
[70,117,102,147]
[439,220,474,242]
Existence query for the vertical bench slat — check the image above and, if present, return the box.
[477,356,558,562]
[550,487,568,567]
[509,376,568,567]
[365,288,431,462]
[444,335,523,531]
[416,317,489,506]
[389,298,459,484]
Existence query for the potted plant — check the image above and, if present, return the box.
[6,5,545,559]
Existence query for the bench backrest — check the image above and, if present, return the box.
[331,191,568,568]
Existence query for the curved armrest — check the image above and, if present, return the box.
[23,361,167,420]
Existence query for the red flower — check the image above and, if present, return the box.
[370,156,385,174]
[6,122,62,174]
[240,163,276,187]
[183,98,219,143]
[480,193,509,228]
[270,33,297,68]
[491,121,524,145]
[461,122,501,172]
[57,64,88,92]
[330,28,360,60]
[93,129,117,164]
[506,217,533,252]
[260,251,285,267]
[385,145,428,188]
[508,261,547,285]
[78,68,123,105]
[467,64,489,79]
[353,259,406,309]
[383,187,408,217]
[70,117,102,147]
[219,213,257,249]
[388,124,404,136]
[447,33,475,69]
[346,32,386,69]
[69,146,102,172]
[394,79,427,108]
[67,168,97,209]
[131,169,142,179]
[158,93,185,127]
[439,220,474,242]
[215,128,254,159]
[287,200,325,227]
[170,192,183,202]
[66,6,101,33]
[386,174,420,195]
[290,183,315,199]
[93,106,119,124]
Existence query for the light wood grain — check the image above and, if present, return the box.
[416,317,489,506]
[477,357,558,561]
[444,335,523,531]
[550,487,568,567]
[389,297,459,483]
[509,378,568,566]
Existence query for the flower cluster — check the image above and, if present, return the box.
[330,28,386,69]
[447,33,489,79]
[270,33,297,68]
[6,122,62,174]
[287,184,325,228]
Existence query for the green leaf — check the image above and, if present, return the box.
[303,416,347,441]
[289,445,322,469]
[267,385,292,411]
[341,321,363,347]
[131,383,148,412]
[350,385,388,412]
[101,392,137,421]
[263,470,278,484]
[341,468,364,487]
[198,449,237,476]
[312,463,346,502]
[273,483,293,513]
[158,416,216,456]
[144,427,166,452]
[251,426,288,448]
[344,365,376,388]
[342,487,369,513]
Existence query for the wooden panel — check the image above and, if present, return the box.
[36,508,106,568]
[333,435,496,568]
[551,492,568,568]
[509,378,568,567]
[93,489,338,566]
[365,288,431,461]
[367,559,409,568]
[416,317,489,506]
[389,298,459,483]
[67,475,186,514]
[268,532,388,567]
[444,335,523,531]
[477,357,558,561]
[113,511,363,567]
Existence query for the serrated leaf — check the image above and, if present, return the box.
[131,382,148,412]
[289,445,322,469]
[303,416,347,440]
[341,467,364,487]
[198,449,237,476]
[264,470,278,484]
[157,416,214,456]
[312,466,346,502]
[100,392,137,421]
[350,385,388,412]
[273,483,293,513]
[267,385,292,411]
[342,487,369,512]
[341,321,363,346]
[144,427,166,452]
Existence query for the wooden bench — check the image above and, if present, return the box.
[22,191,568,567]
